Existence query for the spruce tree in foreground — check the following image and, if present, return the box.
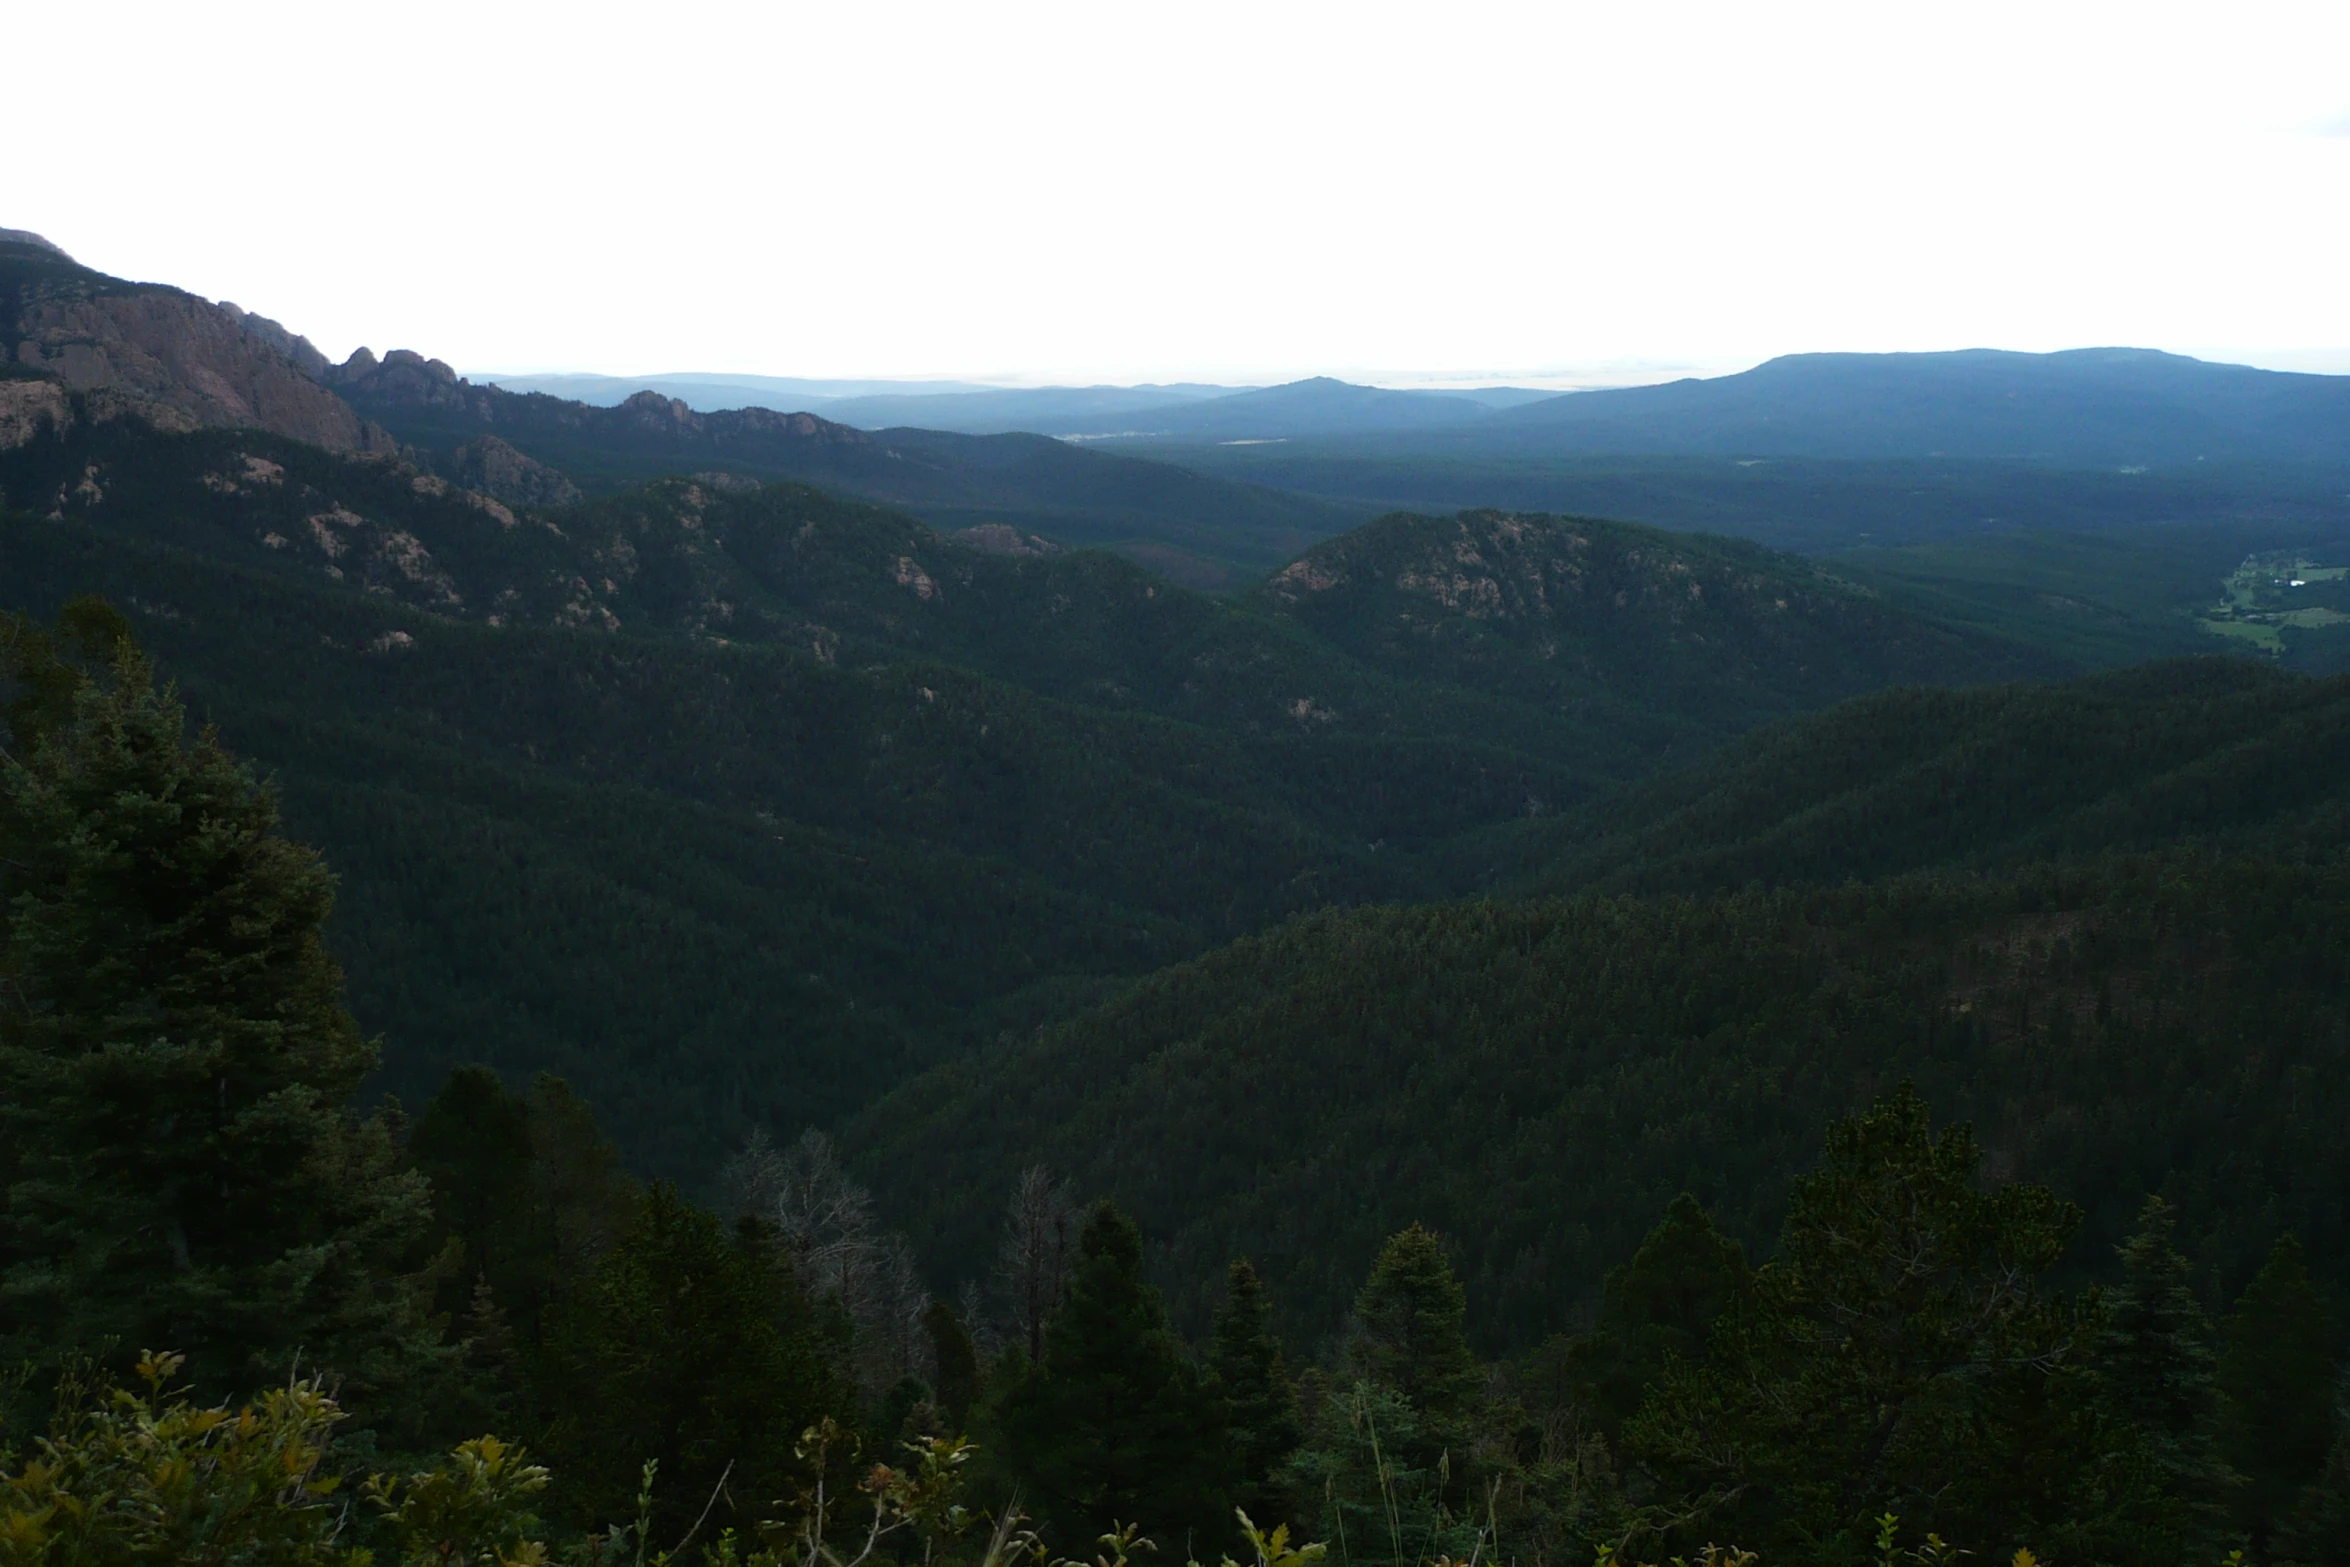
[0,605,443,1419]
[2090,1195,2231,1552]
[1210,1257,1302,1528]
[996,1202,1228,1546]
[1349,1222,1481,1431]
[924,1297,981,1431]
[1569,1192,1749,1440]
[1625,1088,2098,1562]
[534,1185,847,1540]
[2218,1234,2340,1558]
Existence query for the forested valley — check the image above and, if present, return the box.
[9,229,2350,1567]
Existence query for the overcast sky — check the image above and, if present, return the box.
[12,1,2350,385]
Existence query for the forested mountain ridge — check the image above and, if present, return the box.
[1499,656,2350,895]
[2,411,2070,763]
[846,850,2350,1354]
[1258,508,2052,723]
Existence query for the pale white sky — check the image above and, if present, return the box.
[12,1,2350,384]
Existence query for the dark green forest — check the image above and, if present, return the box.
[6,634,2348,1563]
[1,407,2104,1179]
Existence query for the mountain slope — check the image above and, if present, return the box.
[845,850,2350,1346]
[1255,508,2052,728]
[1480,657,2350,897]
[1104,377,1505,441]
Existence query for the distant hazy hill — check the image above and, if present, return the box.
[476,371,1002,409]
[813,384,1234,435]
[1094,377,1520,441]
[1207,349,2350,470]
[1473,348,2350,467]
[477,375,1562,438]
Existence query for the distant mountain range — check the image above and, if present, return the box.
[472,373,1561,438]
[1107,349,2350,466]
[492,350,2350,470]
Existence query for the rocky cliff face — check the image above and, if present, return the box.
[452,434,582,506]
[0,230,392,454]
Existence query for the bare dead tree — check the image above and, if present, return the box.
[721,1128,933,1394]
[993,1165,1077,1361]
[718,1126,788,1223]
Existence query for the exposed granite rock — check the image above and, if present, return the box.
[953,523,1062,557]
[4,254,376,450]
[0,376,71,450]
[454,434,581,507]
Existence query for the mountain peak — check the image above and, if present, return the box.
[0,228,71,261]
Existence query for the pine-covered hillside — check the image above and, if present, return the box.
[1493,656,2350,895]
[845,851,2350,1350]
[1257,508,2051,723]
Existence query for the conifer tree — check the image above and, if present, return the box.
[410,1065,548,1326]
[1349,1223,1480,1428]
[2218,1234,2340,1558]
[1569,1193,1748,1439]
[407,1066,635,1351]
[2281,1417,2350,1567]
[1209,1258,1301,1528]
[0,606,443,1417]
[1625,1088,2092,1559]
[923,1298,980,1431]
[534,1185,847,1540]
[995,1202,1227,1545]
[2091,1195,2230,1538]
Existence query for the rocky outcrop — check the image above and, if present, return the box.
[2,236,388,453]
[325,347,478,411]
[453,435,581,507]
[952,523,1061,557]
[0,376,70,450]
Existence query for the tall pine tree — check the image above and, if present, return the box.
[535,1185,848,1539]
[1568,1193,1748,1441]
[2090,1195,2231,1550]
[1209,1258,1301,1529]
[995,1202,1228,1546]
[1349,1223,1480,1429]
[923,1298,980,1432]
[2218,1234,2340,1559]
[0,605,443,1420]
